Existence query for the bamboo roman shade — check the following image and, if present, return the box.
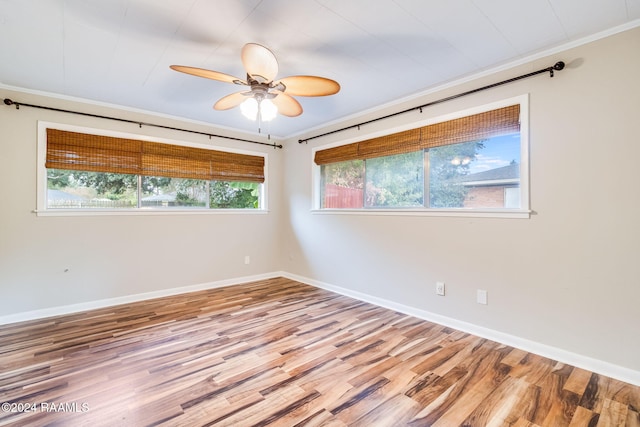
[46,129,265,183]
[314,104,520,165]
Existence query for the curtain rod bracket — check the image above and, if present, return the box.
[268,134,276,149]
[5,98,19,109]
[549,61,565,78]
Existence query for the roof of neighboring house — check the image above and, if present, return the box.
[459,162,520,186]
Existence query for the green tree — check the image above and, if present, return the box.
[365,151,423,207]
[209,181,259,208]
[141,176,171,194]
[321,160,364,189]
[75,171,137,196]
[47,169,74,189]
[47,169,137,202]
[174,179,208,206]
[140,176,208,206]
[429,140,484,208]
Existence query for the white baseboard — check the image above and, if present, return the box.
[0,272,280,326]
[3,270,639,387]
[281,272,640,387]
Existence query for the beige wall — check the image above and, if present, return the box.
[282,27,640,373]
[0,89,284,316]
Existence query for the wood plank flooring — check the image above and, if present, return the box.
[0,277,638,426]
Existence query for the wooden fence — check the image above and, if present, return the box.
[323,184,363,208]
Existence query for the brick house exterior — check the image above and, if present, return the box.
[459,162,520,208]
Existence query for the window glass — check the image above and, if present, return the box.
[46,170,263,210]
[452,134,521,209]
[141,177,207,208]
[317,133,522,211]
[429,140,484,208]
[320,160,364,208]
[504,187,521,208]
[365,151,423,208]
[210,181,261,209]
[47,169,137,209]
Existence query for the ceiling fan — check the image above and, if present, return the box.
[170,43,340,122]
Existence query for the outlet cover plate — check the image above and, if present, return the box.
[477,289,488,304]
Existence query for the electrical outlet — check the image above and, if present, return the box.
[436,282,445,296]
[244,255,250,265]
[477,289,488,305]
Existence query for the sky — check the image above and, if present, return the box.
[468,134,521,174]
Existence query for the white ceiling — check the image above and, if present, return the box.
[1,0,639,139]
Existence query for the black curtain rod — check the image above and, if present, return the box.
[298,61,565,144]
[2,98,283,149]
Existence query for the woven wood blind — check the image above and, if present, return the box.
[46,129,265,183]
[314,104,520,165]
[46,129,143,174]
[421,105,520,149]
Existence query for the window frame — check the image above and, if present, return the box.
[311,95,530,218]
[36,122,268,216]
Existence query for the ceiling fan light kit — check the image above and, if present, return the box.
[240,97,277,122]
[170,43,340,126]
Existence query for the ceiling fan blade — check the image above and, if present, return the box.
[276,75,340,96]
[241,43,278,83]
[170,65,246,85]
[214,91,250,110]
[271,91,303,117]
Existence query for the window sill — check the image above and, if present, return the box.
[310,208,531,219]
[34,208,269,217]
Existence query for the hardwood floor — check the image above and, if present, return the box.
[0,277,638,426]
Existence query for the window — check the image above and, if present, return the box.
[47,169,138,209]
[39,124,266,213]
[321,160,364,208]
[141,176,207,208]
[431,135,521,209]
[314,98,528,217]
[365,152,423,208]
